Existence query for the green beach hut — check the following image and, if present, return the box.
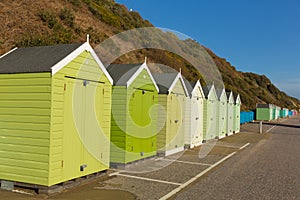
[226,91,234,136]
[233,94,241,133]
[153,72,189,156]
[0,41,113,186]
[216,88,227,139]
[203,84,218,141]
[107,62,159,166]
[256,104,273,121]
[184,80,205,148]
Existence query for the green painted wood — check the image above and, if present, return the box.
[49,51,112,186]
[203,86,218,141]
[110,69,158,164]
[256,108,272,120]
[0,50,112,187]
[233,96,241,133]
[217,90,227,138]
[157,78,186,156]
[0,72,51,186]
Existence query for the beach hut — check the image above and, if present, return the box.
[107,62,159,165]
[203,84,218,141]
[256,104,274,121]
[280,108,289,118]
[0,41,113,186]
[233,94,241,133]
[184,80,205,148]
[275,106,281,119]
[153,72,189,156]
[216,88,227,139]
[226,91,234,136]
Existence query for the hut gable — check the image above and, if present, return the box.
[204,84,217,101]
[191,80,205,99]
[216,88,227,103]
[153,72,188,96]
[0,42,113,84]
[235,94,241,105]
[107,62,159,91]
[226,91,234,104]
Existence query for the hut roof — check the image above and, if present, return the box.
[0,44,82,74]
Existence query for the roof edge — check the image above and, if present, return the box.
[168,72,189,97]
[51,42,113,85]
[126,61,160,92]
[191,80,205,98]
[0,47,18,59]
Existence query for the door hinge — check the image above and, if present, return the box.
[61,160,64,167]
[64,83,66,91]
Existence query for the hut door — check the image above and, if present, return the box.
[63,78,106,177]
[191,96,202,142]
[169,93,182,148]
[63,79,85,177]
[129,89,154,154]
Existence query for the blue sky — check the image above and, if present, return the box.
[115,0,300,99]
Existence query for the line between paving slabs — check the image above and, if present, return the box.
[266,125,277,133]
[159,142,251,200]
[108,142,250,199]
[156,158,212,166]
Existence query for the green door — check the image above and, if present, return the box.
[168,93,182,150]
[63,78,107,179]
[127,89,156,163]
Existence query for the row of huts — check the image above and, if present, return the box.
[256,104,297,121]
[0,42,240,187]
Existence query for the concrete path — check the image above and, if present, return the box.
[174,116,300,199]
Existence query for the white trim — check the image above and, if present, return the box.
[168,72,189,97]
[218,88,227,102]
[227,91,234,104]
[191,141,202,148]
[218,135,226,139]
[165,146,184,156]
[227,132,233,136]
[235,94,241,105]
[51,42,113,84]
[126,62,159,92]
[208,84,218,101]
[191,80,205,98]
[89,46,113,84]
[0,47,18,59]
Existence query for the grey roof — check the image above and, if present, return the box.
[0,43,82,74]
[152,73,178,94]
[215,87,224,99]
[107,64,141,86]
[183,79,196,97]
[202,85,213,98]
[226,92,232,99]
[256,104,272,108]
